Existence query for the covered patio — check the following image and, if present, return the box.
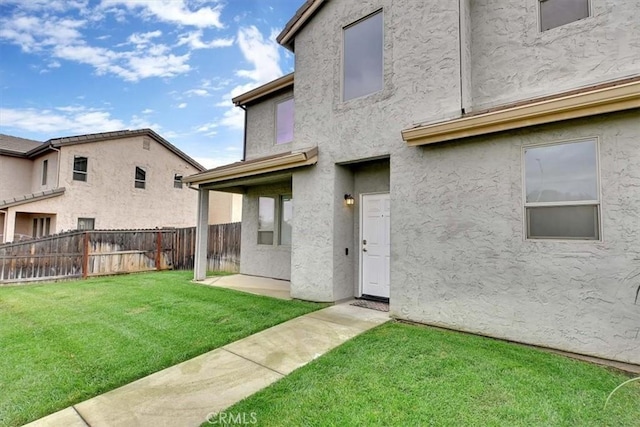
[197,274,291,300]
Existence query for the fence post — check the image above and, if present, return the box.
[156,231,162,271]
[82,232,90,279]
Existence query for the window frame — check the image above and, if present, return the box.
[257,194,293,246]
[275,97,294,145]
[341,9,384,102]
[538,0,591,32]
[135,166,146,189]
[77,217,95,231]
[522,137,602,241]
[73,156,88,182]
[174,174,183,189]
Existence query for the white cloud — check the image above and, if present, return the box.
[127,30,162,46]
[101,0,225,28]
[176,30,233,50]
[193,153,242,169]
[0,105,164,136]
[185,88,209,97]
[141,108,154,114]
[178,103,188,109]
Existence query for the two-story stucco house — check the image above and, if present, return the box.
[185,0,640,365]
[0,129,241,243]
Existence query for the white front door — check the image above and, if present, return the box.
[360,193,390,299]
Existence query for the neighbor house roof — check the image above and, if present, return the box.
[183,147,318,188]
[0,134,43,156]
[402,76,640,146]
[277,0,326,51]
[232,73,294,107]
[1,129,205,171]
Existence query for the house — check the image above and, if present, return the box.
[184,1,640,365]
[0,129,241,243]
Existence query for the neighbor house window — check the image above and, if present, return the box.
[135,167,146,189]
[539,0,590,31]
[276,98,294,144]
[174,174,183,189]
[258,197,275,245]
[280,195,293,246]
[32,217,51,238]
[42,159,48,185]
[524,138,599,240]
[343,10,383,101]
[73,156,88,181]
[77,218,95,230]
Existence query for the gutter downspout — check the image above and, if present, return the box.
[458,0,465,115]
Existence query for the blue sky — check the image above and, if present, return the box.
[0,0,300,168]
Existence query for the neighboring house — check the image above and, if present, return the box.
[185,1,640,365]
[0,129,241,243]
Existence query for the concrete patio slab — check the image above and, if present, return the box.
[24,303,390,427]
[197,274,291,300]
[23,407,88,427]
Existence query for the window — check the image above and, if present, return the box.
[280,195,293,246]
[539,0,590,31]
[343,10,383,101]
[276,98,294,144]
[135,167,146,189]
[258,197,275,245]
[73,156,88,181]
[77,218,95,230]
[174,174,183,189]
[32,217,51,238]
[42,159,48,185]
[524,139,599,240]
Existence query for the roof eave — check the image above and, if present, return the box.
[183,147,318,186]
[232,73,294,107]
[402,79,640,146]
[276,0,326,52]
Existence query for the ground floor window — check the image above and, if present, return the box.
[258,194,292,246]
[77,218,95,230]
[523,138,600,240]
[32,217,51,238]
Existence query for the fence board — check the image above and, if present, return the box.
[0,223,240,284]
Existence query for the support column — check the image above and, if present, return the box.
[3,209,16,243]
[194,188,210,281]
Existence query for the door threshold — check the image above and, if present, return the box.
[359,294,389,303]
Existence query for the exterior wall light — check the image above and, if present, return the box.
[344,194,355,206]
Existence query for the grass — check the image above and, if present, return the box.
[0,271,324,427]
[225,322,640,427]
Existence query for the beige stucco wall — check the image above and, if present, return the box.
[0,155,33,201]
[1,135,240,242]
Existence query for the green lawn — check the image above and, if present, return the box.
[0,271,323,427]
[225,322,640,427]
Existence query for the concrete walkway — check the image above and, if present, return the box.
[199,275,291,300]
[25,303,389,427]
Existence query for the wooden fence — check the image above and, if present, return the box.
[0,223,241,284]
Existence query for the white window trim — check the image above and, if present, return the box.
[274,97,294,145]
[135,166,147,189]
[341,9,384,103]
[537,0,591,33]
[257,194,292,246]
[73,156,88,182]
[521,136,602,242]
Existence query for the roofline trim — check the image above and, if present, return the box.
[0,187,66,209]
[277,0,326,51]
[183,147,318,186]
[232,73,294,106]
[402,79,640,146]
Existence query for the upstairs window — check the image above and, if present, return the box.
[343,10,383,101]
[174,174,183,189]
[73,156,88,182]
[276,98,294,144]
[524,138,600,240]
[539,0,590,31]
[135,167,146,189]
[42,159,48,185]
